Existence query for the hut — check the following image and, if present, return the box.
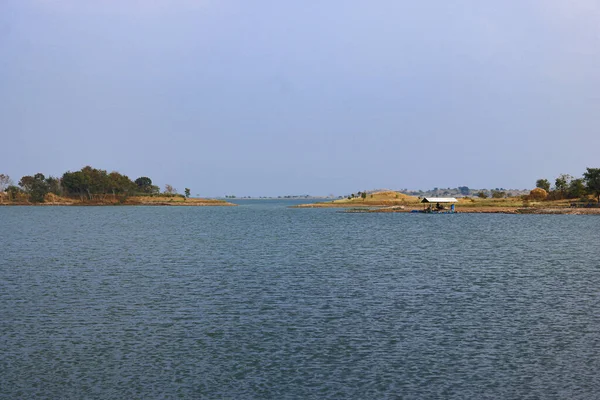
[420,197,458,213]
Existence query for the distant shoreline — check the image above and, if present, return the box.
[294,203,600,215]
[291,190,600,215]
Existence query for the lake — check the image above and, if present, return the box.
[1,200,600,399]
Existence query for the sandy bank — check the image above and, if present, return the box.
[0,194,236,206]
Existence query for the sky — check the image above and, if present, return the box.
[1,0,598,197]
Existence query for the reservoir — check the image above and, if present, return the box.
[1,200,599,399]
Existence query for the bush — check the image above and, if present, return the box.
[529,187,547,201]
[6,186,26,202]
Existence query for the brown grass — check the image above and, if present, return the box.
[298,191,421,207]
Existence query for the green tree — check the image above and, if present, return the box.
[109,172,137,195]
[81,166,110,195]
[568,178,586,199]
[19,173,49,202]
[61,170,89,199]
[583,168,600,203]
[458,186,470,196]
[361,191,367,199]
[45,176,62,195]
[184,188,191,198]
[554,174,573,199]
[491,190,505,199]
[18,175,35,192]
[476,190,488,199]
[135,177,154,193]
[536,179,551,192]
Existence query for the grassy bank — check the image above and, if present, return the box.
[293,191,421,208]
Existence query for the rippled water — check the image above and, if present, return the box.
[1,201,600,399]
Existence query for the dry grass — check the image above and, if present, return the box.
[295,192,595,213]
[333,190,419,205]
[295,191,420,208]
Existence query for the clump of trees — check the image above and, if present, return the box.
[346,191,369,200]
[491,190,506,199]
[61,166,139,200]
[458,186,470,196]
[1,166,188,203]
[18,174,53,202]
[535,168,600,202]
[476,190,488,199]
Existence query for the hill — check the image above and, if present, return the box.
[293,190,420,208]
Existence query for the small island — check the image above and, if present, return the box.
[0,166,236,207]
[293,168,600,215]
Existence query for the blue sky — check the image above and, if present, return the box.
[1,0,598,196]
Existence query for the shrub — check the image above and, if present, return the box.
[529,187,547,201]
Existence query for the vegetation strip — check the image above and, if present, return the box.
[0,166,235,206]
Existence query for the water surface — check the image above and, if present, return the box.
[1,201,599,399]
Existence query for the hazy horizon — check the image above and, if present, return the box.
[2,1,598,197]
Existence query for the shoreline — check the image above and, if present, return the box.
[0,196,237,207]
[0,203,236,207]
[294,204,600,215]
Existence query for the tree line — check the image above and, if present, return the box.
[0,166,191,203]
[535,168,600,203]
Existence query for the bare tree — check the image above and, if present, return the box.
[0,174,13,191]
[164,184,177,194]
